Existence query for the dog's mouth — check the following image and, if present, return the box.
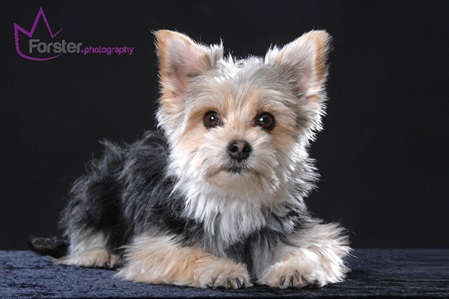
[226,166,245,174]
[203,159,256,180]
[224,162,251,175]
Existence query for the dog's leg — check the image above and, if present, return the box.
[259,223,350,288]
[56,230,121,269]
[117,235,252,288]
[55,141,126,269]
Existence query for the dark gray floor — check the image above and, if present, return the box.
[1,249,449,298]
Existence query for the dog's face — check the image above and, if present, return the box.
[155,30,330,198]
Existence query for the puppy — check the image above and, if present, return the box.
[29,30,351,289]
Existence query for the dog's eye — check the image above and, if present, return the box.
[255,112,275,131]
[203,111,221,128]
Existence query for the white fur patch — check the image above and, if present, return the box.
[259,223,351,287]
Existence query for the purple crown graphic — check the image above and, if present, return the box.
[14,7,63,61]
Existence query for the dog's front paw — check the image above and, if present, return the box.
[259,250,330,289]
[194,258,252,289]
[261,261,326,289]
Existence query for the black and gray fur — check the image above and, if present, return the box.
[31,131,320,275]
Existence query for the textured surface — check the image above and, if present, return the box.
[1,249,448,298]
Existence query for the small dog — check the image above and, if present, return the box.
[29,30,350,289]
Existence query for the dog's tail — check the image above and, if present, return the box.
[27,236,69,258]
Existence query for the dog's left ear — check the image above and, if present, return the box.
[267,30,331,102]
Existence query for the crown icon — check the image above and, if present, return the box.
[14,7,63,61]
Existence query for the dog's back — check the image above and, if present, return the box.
[30,131,173,268]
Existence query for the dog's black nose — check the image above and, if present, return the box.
[228,140,252,161]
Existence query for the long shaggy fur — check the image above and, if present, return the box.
[29,30,351,289]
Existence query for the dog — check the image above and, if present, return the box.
[29,30,351,289]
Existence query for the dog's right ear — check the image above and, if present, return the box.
[156,30,223,100]
[155,30,223,135]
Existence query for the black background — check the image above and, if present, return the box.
[1,1,448,250]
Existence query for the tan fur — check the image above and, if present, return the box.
[157,30,211,97]
[273,30,330,101]
[177,81,299,185]
[306,31,330,87]
[117,235,252,288]
[54,231,121,268]
[56,248,120,269]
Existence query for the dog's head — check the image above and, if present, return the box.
[155,30,330,198]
